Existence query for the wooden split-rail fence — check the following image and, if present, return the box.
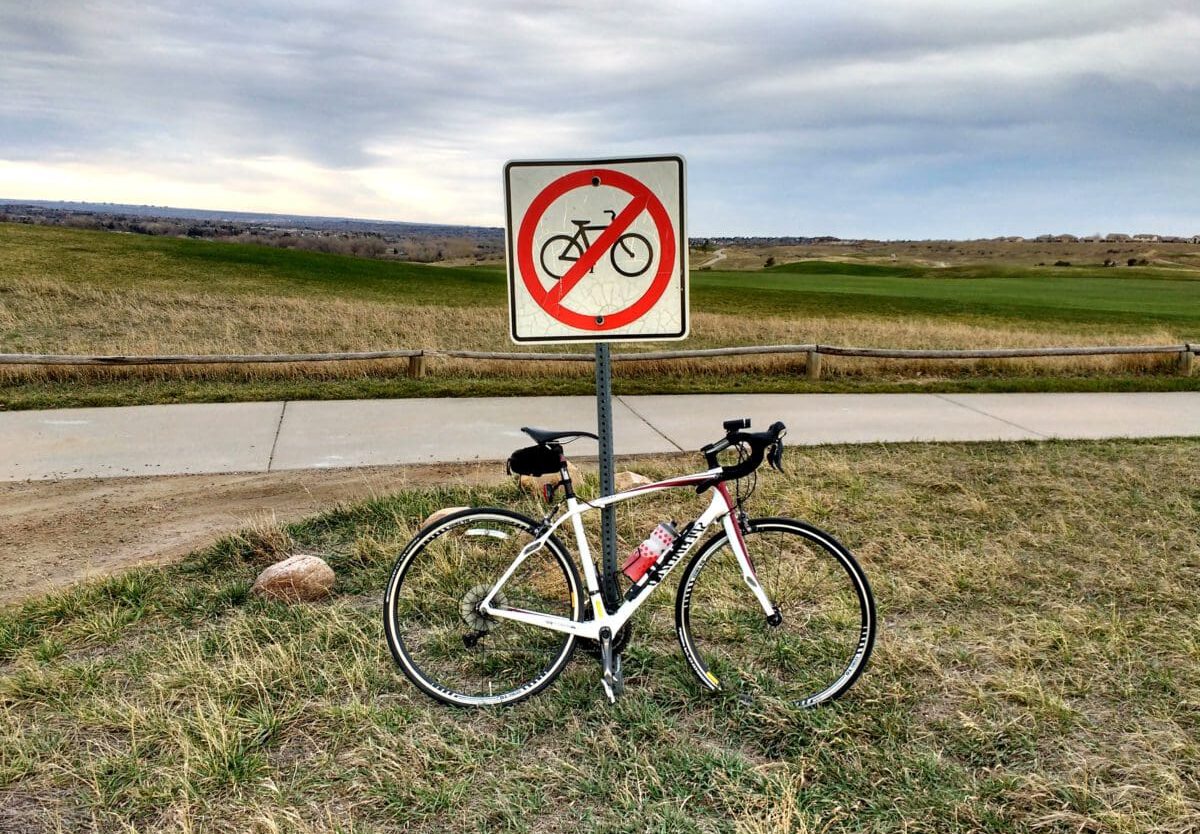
[0,343,1194,379]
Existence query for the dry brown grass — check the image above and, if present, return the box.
[697,240,1200,271]
[1,275,1185,388]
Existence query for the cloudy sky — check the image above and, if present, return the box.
[2,0,1198,237]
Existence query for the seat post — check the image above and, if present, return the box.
[557,450,576,500]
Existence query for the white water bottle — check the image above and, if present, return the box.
[620,521,678,582]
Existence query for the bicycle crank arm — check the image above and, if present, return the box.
[598,628,624,703]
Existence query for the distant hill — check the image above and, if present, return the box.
[0,198,503,240]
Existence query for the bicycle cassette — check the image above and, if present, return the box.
[459,584,507,632]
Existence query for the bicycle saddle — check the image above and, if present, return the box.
[521,426,599,445]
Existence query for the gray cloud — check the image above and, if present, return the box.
[1,0,1198,235]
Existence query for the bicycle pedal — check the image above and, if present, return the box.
[601,657,623,703]
[601,675,617,704]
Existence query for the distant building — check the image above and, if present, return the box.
[1132,233,1160,242]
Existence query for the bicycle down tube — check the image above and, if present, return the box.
[477,475,776,641]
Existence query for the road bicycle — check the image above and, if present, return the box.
[383,418,876,707]
[539,209,655,280]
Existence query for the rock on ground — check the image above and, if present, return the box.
[422,506,471,528]
[615,471,653,491]
[251,554,336,602]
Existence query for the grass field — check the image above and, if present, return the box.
[2,223,1198,409]
[2,439,1198,832]
[702,261,1200,330]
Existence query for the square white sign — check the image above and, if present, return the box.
[504,155,688,344]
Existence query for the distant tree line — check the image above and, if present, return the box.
[0,204,504,263]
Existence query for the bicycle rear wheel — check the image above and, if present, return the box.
[383,508,584,707]
[539,235,582,281]
[675,517,875,707]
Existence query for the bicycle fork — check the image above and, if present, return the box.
[715,485,780,623]
[721,509,780,624]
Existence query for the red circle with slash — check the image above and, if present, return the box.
[515,168,676,331]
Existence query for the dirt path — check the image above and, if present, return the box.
[0,463,508,607]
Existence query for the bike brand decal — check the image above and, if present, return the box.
[465,528,509,539]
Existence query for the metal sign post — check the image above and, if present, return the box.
[593,343,620,612]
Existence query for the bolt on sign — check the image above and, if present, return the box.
[504,155,688,343]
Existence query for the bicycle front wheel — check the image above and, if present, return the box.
[384,508,584,707]
[610,232,653,277]
[675,518,875,707]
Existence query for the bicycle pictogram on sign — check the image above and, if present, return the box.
[539,209,654,280]
[505,157,687,343]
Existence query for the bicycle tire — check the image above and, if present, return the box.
[539,235,583,281]
[383,508,584,707]
[675,517,875,708]
[610,232,653,277]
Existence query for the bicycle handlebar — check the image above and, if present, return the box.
[699,418,787,488]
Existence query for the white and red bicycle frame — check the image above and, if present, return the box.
[478,469,775,640]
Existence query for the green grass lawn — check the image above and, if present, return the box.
[697,262,1200,332]
[2,439,1198,832]
[3,371,1199,412]
[0,222,505,307]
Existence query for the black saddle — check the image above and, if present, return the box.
[521,427,599,445]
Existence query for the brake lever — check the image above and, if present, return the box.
[768,441,785,473]
[767,421,787,472]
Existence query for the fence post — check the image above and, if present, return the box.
[1180,345,1195,377]
[806,348,822,381]
[407,352,427,379]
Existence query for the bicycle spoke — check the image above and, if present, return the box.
[677,520,875,707]
[384,511,581,706]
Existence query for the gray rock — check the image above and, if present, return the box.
[615,471,653,491]
[422,506,471,528]
[251,554,335,602]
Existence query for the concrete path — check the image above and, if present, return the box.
[1,392,1197,482]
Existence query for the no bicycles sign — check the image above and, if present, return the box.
[504,155,688,343]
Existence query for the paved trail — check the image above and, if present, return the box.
[2,392,1197,603]
[2,392,1197,482]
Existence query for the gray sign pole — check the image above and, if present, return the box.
[594,343,620,612]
